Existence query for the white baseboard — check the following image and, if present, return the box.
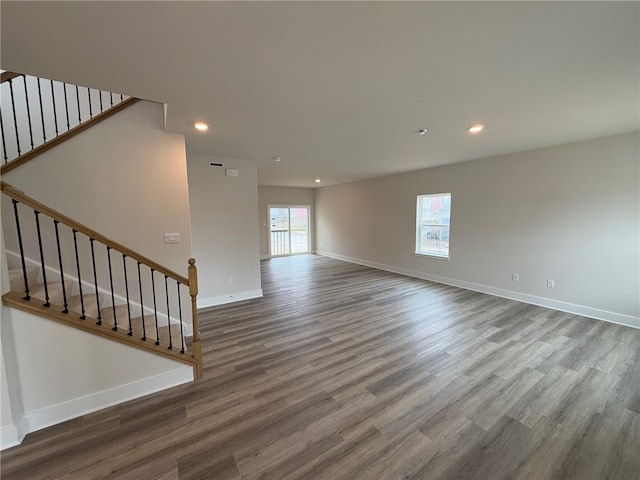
[1,422,22,450]
[197,289,263,308]
[1,415,29,450]
[316,251,639,329]
[0,424,19,450]
[260,255,271,261]
[1,366,193,451]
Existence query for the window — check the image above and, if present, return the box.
[415,193,451,259]
[269,206,310,256]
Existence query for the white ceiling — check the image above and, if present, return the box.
[2,1,638,187]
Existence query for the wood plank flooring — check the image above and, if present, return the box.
[2,254,638,479]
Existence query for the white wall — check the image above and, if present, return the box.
[316,132,639,327]
[187,154,262,307]
[258,186,316,259]
[1,100,195,448]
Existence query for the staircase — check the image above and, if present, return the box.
[1,70,138,175]
[1,71,203,377]
[6,264,186,356]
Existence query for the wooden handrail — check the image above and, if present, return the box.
[0,98,141,176]
[188,259,202,378]
[1,181,189,285]
[1,71,22,83]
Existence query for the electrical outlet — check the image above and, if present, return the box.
[547,279,555,288]
[227,276,233,285]
[512,273,519,282]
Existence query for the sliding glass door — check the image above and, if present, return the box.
[269,206,310,256]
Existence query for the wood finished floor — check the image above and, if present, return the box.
[2,254,638,480]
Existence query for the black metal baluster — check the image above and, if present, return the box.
[177,282,185,354]
[120,94,124,102]
[34,211,50,307]
[1,107,8,163]
[106,246,117,331]
[73,230,86,319]
[23,76,34,149]
[12,200,30,300]
[99,90,104,113]
[50,80,59,136]
[87,88,93,118]
[110,92,113,107]
[75,85,81,124]
[151,269,160,345]
[123,254,132,336]
[8,79,21,156]
[36,78,46,143]
[165,275,172,350]
[53,220,69,313]
[137,262,146,341]
[63,83,70,130]
[90,238,102,325]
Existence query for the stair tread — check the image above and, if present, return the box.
[68,294,103,319]
[112,320,187,352]
[27,280,74,305]
[100,304,130,322]
[106,314,185,348]
[8,265,39,292]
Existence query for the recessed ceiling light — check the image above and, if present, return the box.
[415,129,428,135]
[273,156,281,162]
[314,178,321,184]
[194,122,209,132]
[468,124,485,134]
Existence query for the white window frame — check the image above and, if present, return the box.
[415,193,451,260]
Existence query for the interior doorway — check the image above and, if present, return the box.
[269,206,310,256]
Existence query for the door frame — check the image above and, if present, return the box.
[267,204,312,258]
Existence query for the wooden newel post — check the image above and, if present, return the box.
[188,258,202,378]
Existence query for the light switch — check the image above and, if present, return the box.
[164,232,180,244]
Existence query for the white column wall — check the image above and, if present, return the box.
[187,154,262,307]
